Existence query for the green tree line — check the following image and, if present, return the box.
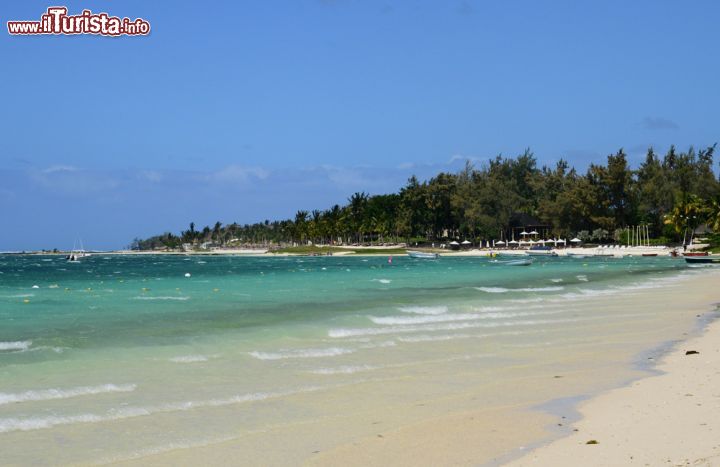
[133,144,720,250]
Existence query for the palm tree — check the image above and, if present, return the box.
[294,210,309,244]
[664,195,704,245]
[704,196,720,233]
[348,192,368,243]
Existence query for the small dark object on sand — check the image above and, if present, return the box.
[586,440,599,445]
[685,350,700,355]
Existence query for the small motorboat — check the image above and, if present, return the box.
[683,252,709,257]
[406,250,439,259]
[490,258,534,266]
[641,253,658,257]
[525,245,558,257]
[684,255,720,264]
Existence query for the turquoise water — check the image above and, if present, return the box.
[0,254,687,352]
[0,253,704,464]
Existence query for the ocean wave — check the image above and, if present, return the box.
[507,298,545,304]
[474,287,508,293]
[371,279,392,284]
[369,313,481,325]
[249,347,353,360]
[132,296,190,301]
[557,282,664,301]
[169,355,208,363]
[0,386,323,434]
[358,340,397,349]
[475,286,564,293]
[0,341,32,351]
[397,333,473,343]
[310,365,379,375]
[0,383,136,406]
[329,316,583,338]
[396,305,448,315]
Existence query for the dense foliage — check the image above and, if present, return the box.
[133,145,720,250]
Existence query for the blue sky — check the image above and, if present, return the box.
[1,0,718,250]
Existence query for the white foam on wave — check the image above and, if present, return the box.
[396,305,448,315]
[475,287,508,293]
[249,347,353,360]
[397,333,473,343]
[0,385,324,434]
[329,316,586,338]
[358,340,397,349]
[557,281,665,301]
[369,313,481,326]
[0,383,136,406]
[0,341,31,351]
[475,286,564,293]
[310,364,379,375]
[169,355,208,363]
[508,297,545,304]
[550,278,563,283]
[132,296,190,301]
[372,279,392,284]
[576,275,589,282]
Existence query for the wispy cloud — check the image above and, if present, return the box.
[641,116,679,130]
[210,165,270,183]
[448,154,483,164]
[30,165,120,195]
[137,170,163,183]
[42,165,78,174]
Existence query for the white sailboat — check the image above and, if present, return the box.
[66,239,90,262]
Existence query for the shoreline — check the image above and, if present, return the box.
[507,294,720,466]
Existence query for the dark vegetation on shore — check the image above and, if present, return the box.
[134,145,720,251]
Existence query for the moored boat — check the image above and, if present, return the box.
[406,250,439,259]
[684,255,720,264]
[684,251,709,257]
[490,258,534,266]
[525,245,558,257]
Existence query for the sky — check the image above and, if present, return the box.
[1,0,718,250]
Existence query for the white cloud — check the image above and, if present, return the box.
[211,165,270,183]
[138,170,163,182]
[42,165,78,174]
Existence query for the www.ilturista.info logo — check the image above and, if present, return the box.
[7,7,150,36]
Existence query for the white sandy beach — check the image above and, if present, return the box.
[509,309,720,466]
